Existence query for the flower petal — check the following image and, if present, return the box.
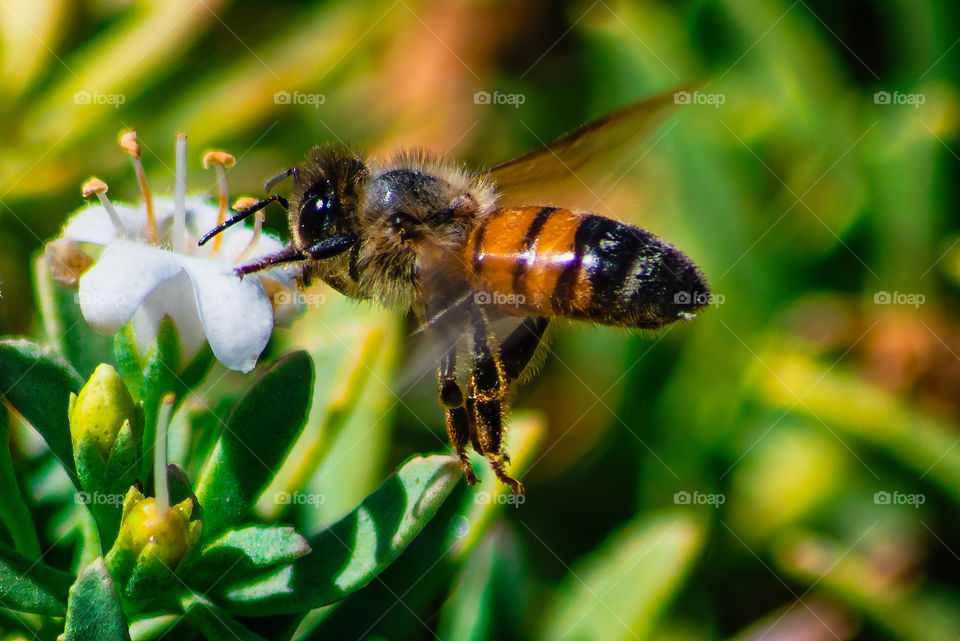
[62,203,145,245]
[131,272,206,362]
[178,255,274,372]
[78,240,183,334]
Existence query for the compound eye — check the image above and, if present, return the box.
[305,195,329,213]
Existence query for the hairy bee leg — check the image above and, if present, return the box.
[438,345,477,485]
[469,311,525,495]
[500,316,550,380]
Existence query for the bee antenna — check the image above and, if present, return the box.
[198,194,288,246]
[265,166,298,193]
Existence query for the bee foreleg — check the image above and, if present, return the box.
[469,310,524,495]
[438,344,478,485]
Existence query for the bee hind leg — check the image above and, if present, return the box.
[468,310,525,495]
[438,343,478,485]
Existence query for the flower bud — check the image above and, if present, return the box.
[69,363,137,460]
[69,364,141,545]
[106,487,201,600]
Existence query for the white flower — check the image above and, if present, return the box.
[50,133,302,373]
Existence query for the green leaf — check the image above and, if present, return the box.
[0,338,83,486]
[180,593,269,641]
[213,454,462,615]
[112,326,145,400]
[539,510,705,641]
[195,352,313,541]
[0,543,73,615]
[438,526,529,641]
[0,402,41,557]
[186,525,310,588]
[61,557,130,641]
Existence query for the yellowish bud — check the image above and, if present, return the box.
[69,364,136,460]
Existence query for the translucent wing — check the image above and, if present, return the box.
[484,84,693,214]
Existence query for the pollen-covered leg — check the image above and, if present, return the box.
[468,311,524,495]
[438,346,477,485]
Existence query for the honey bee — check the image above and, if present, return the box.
[199,87,711,494]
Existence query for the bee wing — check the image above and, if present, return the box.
[484,84,693,213]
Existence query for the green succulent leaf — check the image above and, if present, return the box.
[213,454,462,615]
[0,402,41,557]
[195,351,314,541]
[186,524,311,588]
[0,543,73,616]
[61,557,130,641]
[0,338,84,486]
[180,593,269,641]
[112,325,145,400]
[539,510,705,641]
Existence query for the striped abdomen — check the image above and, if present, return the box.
[464,206,710,328]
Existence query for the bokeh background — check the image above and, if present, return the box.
[3,0,960,639]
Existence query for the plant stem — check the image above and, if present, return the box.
[155,394,176,516]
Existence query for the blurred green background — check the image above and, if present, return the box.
[3,0,960,639]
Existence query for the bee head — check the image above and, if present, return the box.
[289,147,368,251]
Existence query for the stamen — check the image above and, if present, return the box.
[233,196,263,262]
[82,177,129,238]
[202,151,236,253]
[173,134,187,253]
[120,131,157,244]
[154,393,176,517]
